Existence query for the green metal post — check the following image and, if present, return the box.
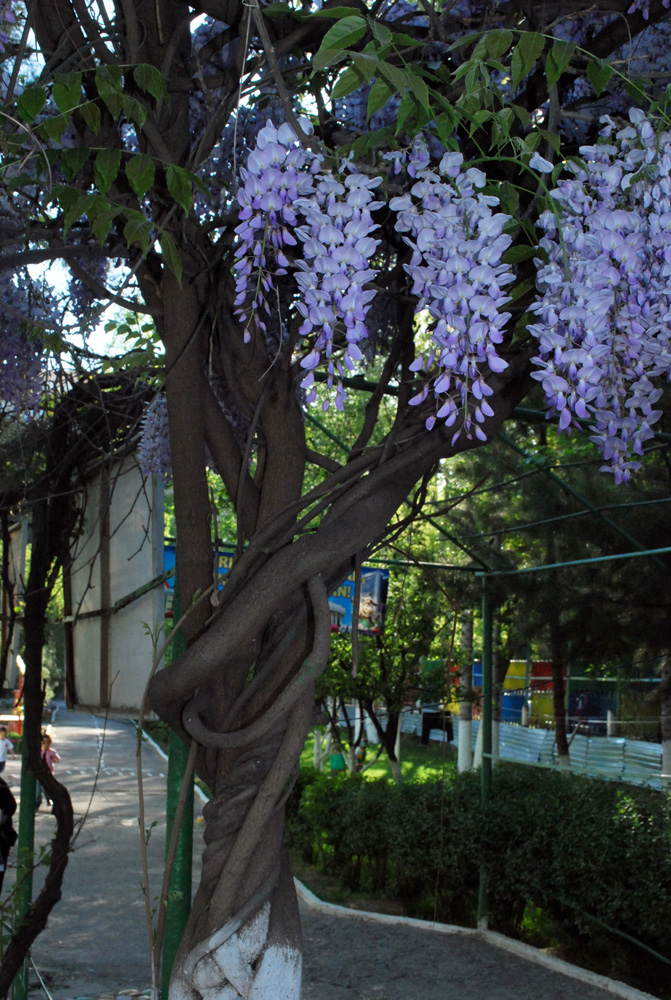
[13,753,36,1000]
[478,577,493,929]
[161,577,194,1000]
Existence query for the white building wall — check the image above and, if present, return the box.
[4,519,28,689]
[69,457,164,715]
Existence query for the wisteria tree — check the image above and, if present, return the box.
[2,0,671,995]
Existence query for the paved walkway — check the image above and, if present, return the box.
[4,707,204,997]
[0,707,658,1000]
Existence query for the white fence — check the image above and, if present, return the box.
[341,707,665,789]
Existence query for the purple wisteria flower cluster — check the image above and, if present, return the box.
[0,234,50,419]
[0,329,43,416]
[389,138,514,440]
[530,108,671,484]
[627,0,669,19]
[233,119,383,411]
[138,394,171,482]
[0,0,15,54]
[233,118,318,343]
[293,164,383,411]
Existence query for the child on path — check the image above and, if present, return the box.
[36,732,60,810]
[0,726,17,774]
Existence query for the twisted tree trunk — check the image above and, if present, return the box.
[149,346,529,997]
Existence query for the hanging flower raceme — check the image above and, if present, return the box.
[529,108,671,483]
[293,163,383,411]
[233,120,383,412]
[233,118,319,342]
[138,394,171,482]
[389,138,514,441]
[0,327,44,415]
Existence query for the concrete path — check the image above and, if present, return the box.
[4,707,204,998]
[0,707,658,1000]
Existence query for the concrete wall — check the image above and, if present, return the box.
[2,519,28,689]
[68,457,164,715]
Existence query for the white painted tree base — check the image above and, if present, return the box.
[171,904,302,1000]
[457,718,472,772]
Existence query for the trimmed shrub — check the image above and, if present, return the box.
[286,765,671,996]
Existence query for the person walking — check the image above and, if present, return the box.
[36,732,60,810]
[0,726,17,775]
[0,775,17,895]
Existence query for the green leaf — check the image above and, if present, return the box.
[502,245,536,264]
[453,57,480,83]
[64,193,96,234]
[309,7,368,18]
[124,216,153,254]
[389,31,423,48]
[159,232,182,285]
[126,154,155,199]
[449,32,479,51]
[513,103,530,128]
[262,2,293,15]
[122,95,147,128]
[53,72,82,114]
[54,184,78,212]
[79,101,101,134]
[407,71,430,112]
[364,126,393,152]
[378,60,407,95]
[470,109,492,129]
[313,16,368,71]
[367,76,394,119]
[371,20,392,46]
[39,117,68,143]
[586,59,612,97]
[16,86,46,123]
[88,195,120,244]
[546,39,575,90]
[486,29,513,60]
[166,164,193,215]
[508,275,536,302]
[522,131,541,152]
[496,180,519,214]
[434,110,457,148]
[536,127,561,154]
[474,28,512,61]
[396,91,418,135]
[95,64,123,97]
[510,32,545,90]
[94,148,122,195]
[350,51,377,83]
[95,65,124,118]
[331,64,366,100]
[61,147,90,180]
[133,64,166,102]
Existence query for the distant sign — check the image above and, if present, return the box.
[328,567,388,633]
[164,544,388,631]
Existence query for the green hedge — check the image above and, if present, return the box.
[286,766,671,996]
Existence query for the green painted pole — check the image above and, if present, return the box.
[13,752,36,1000]
[477,577,493,930]
[161,577,194,1000]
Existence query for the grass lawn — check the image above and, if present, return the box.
[145,719,458,785]
[301,729,457,782]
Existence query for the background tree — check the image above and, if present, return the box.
[320,568,454,781]
[444,413,671,761]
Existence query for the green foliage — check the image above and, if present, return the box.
[320,569,453,708]
[286,765,671,994]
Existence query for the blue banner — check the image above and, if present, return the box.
[164,545,388,631]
